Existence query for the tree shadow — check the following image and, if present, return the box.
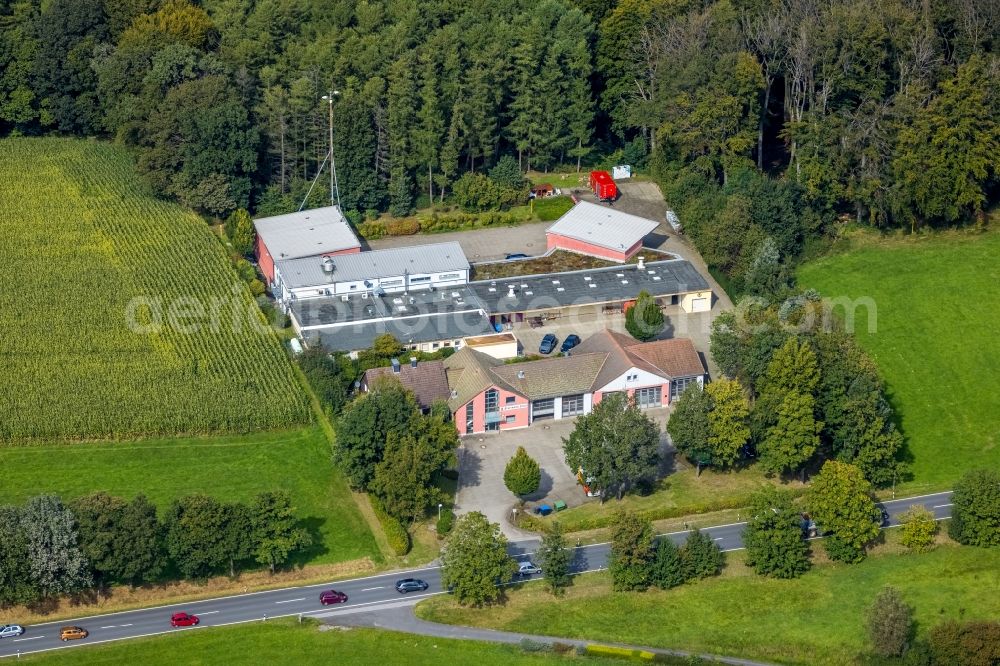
[456,443,483,490]
[290,516,329,568]
[523,469,555,502]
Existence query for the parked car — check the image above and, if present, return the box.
[0,625,24,639]
[59,626,88,641]
[395,578,429,593]
[876,504,890,527]
[516,562,542,577]
[505,253,529,260]
[560,334,581,353]
[319,590,348,605]
[170,612,199,627]
[539,334,558,354]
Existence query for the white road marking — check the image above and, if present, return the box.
[361,587,383,591]
[13,636,43,642]
[713,537,725,541]
[100,626,116,629]
[198,611,220,615]
[275,598,305,604]
[120,624,132,627]
[933,503,953,508]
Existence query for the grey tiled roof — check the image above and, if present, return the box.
[470,259,709,315]
[443,348,515,411]
[490,353,607,400]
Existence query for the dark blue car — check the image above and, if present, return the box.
[539,334,558,354]
[560,334,580,353]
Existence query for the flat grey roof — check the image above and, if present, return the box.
[254,205,361,259]
[470,259,710,315]
[308,311,496,353]
[546,201,659,252]
[276,242,469,289]
[291,286,486,328]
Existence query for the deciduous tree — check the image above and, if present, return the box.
[608,510,653,591]
[442,512,516,606]
[705,379,750,468]
[22,495,92,597]
[0,505,38,607]
[808,461,881,563]
[743,486,810,578]
[866,586,913,658]
[666,384,712,472]
[165,494,230,579]
[73,492,164,587]
[949,468,1000,548]
[563,392,660,500]
[898,505,937,553]
[251,491,311,574]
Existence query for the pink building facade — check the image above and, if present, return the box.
[544,232,642,262]
[455,385,531,435]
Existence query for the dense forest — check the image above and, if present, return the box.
[1,0,996,284]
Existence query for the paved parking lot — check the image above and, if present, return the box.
[367,222,549,263]
[454,407,673,539]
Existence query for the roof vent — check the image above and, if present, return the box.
[322,257,335,274]
[507,285,516,299]
[637,256,645,270]
[391,358,401,374]
[517,370,526,379]
[450,389,458,399]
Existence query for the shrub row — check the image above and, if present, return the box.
[520,487,808,535]
[357,211,525,240]
[370,495,411,556]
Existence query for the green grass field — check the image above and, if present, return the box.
[418,542,1000,665]
[21,622,623,666]
[797,230,1000,492]
[0,137,308,442]
[0,427,376,566]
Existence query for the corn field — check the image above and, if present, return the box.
[0,138,309,442]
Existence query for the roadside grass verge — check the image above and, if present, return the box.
[522,465,803,534]
[797,228,1000,493]
[0,427,377,567]
[417,535,1000,665]
[19,621,622,666]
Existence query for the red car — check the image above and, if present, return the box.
[170,612,199,627]
[319,590,348,605]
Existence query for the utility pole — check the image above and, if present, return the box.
[322,90,342,209]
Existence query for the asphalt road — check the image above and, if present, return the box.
[0,491,953,659]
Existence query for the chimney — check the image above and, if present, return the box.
[517,370,525,379]
[637,256,645,270]
[410,356,418,369]
[391,358,400,374]
[507,285,516,299]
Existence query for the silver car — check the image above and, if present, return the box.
[517,561,542,576]
[0,625,25,639]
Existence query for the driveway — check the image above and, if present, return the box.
[454,407,674,540]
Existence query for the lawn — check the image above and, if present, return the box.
[797,229,1000,492]
[21,621,625,666]
[0,137,308,442]
[531,195,575,221]
[0,427,376,567]
[418,541,1000,665]
[523,464,803,534]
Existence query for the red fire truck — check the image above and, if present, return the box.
[588,170,618,201]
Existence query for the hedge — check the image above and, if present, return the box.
[356,211,527,241]
[585,645,656,662]
[370,495,411,556]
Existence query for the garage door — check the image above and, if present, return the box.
[532,398,555,420]
[689,297,709,312]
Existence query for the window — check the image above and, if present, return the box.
[465,402,474,434]
[635,386,662,409]
[626,373,638,382]
[670,376,699,400]
[505,415,516,424]
[432,342,439,349]
[505,396,516,405]
[410,276,431,283]
[485,389,499,413]
[438,273,461,280]
[444,341,451,347]
[380,278,403,288]
[562,394,585,417]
